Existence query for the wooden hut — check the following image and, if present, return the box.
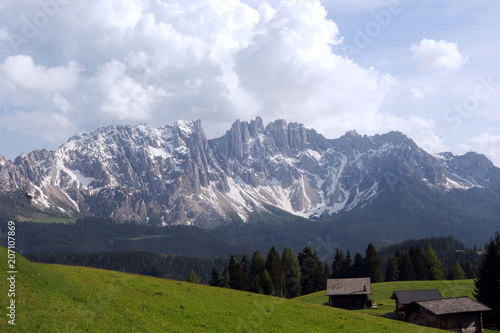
[400,296,492,333]
[326,277,371,310]
[390,289,443,311]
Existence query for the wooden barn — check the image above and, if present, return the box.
[326,277,371,310]
[400,296,492,333]
[390,289,443,311]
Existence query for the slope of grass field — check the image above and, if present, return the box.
[0,247,442,332]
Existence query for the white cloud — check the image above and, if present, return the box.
[410,87,434,99]
[457,130,500,167]
[0,55,81,92]
[234,0,398,132]
[52,93,74,114]
[91,59,166,122]
[0,0,455,159]
[411,38,469,75]
[0,110,75,143]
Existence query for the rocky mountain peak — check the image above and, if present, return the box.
[1,118,499,227]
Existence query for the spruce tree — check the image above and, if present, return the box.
[298,246,324,294]
[409,245,427,280]
[222,267,230,288]
[312,252,326,291]
[425,244,445,280]
[352,252,364,278]
[261,269,275,295]
[249,251,265,281]
[474,232,500,329]
[461,261,475,279]
[398,251,415,281]
[185,269,200,284]
[331,249,345,278]
[251,274,264,294]
[385,255,399,282]
[209,266,221,287]
[240,254,249,276]
[228,254,249,290]
[344,250,353,278]
[448,262,466,280]
[265,247,284,297]
[282,248,301,298]
[323,262,331,288]
[363,243,382,282]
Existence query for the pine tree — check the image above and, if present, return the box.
[409,245,427,280]
[363,243,382,282]
[261,269,275,295]
[249,251,265,281]
[265,247,284,297]
[352,252,364,278]
[209,266,221,287]
[385,255,399,282]
[461,261,475,279]
[398,251,415,281]
[474,232,500,329]
[425,244,445,280]
[298,246,325,294]
[228,254,250,290]
[249,250,266,293]
[313,252,326,291]
[282,247,301,298]
[323,262,331,288]
[344,250,353,278]
[222,267,230,288]
[240,254,249,276]
[250,274,263,294]
[448,262,466,280]
[331,249,345,278]
[185,269,200,284]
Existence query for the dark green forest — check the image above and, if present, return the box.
[1,218,246,258]
[25,250,228,284]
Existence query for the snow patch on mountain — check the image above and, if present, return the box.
[1,118,499,227]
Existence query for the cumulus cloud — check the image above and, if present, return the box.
[234,0,398,134]
[411,38,469,74]
[0,0,457,159]
[0,55,81,92]
[457,130,500,167]
[0,110,75,143]
[0,0,406,142]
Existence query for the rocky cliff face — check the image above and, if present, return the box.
[1,118,499,226]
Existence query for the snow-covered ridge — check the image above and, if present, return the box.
[0,118,498,227]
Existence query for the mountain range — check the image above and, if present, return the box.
[1,118,499,231]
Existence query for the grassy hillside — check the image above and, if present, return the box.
[0,248,441,332]
[296,279,476,316]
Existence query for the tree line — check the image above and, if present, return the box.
[199,240,480,298]
[203,243,384,298]
[25,250,228,284]
[378,236,483,275]
[384,244,475,282]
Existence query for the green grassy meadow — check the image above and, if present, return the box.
[15,212,76,224]
[0,247,442,332]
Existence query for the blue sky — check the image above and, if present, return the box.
[0,0,499,165]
